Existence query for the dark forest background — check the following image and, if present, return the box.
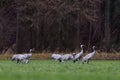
[0,0,120,54]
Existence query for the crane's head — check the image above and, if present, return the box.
[72,53,76,56]
[92,46,95,49]
[30,49,33,52]
[80,45,84,48]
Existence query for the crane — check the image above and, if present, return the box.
[82,46,96,64]
[73,45,84,63]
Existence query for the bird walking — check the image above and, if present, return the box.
[51,53,62,62]
[11,49,33,64]
[82,46,96,64]
[60,54,73,62]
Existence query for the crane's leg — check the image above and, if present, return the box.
[82,60,84,64]
[77,59,79,63]
[17,59,20,63]
[78,57,82,63]
[58,58,62,62]
[87,59,89,64]
[73,59,76,63]
[25,59,29,64]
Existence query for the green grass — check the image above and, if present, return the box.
[0,60,120,80]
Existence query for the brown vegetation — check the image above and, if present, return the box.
[0,52,120,60]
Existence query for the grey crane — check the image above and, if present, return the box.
[60,54,73,62]
[51,53,62,62]
[23,49,33,63]
[82,46,96,64]
[12,54,27,63]
[73,45,84,63]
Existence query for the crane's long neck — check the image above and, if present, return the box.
[30,50,32,54]
[92,48,96,55]
[30,52,32,54]
[81,46,83,53]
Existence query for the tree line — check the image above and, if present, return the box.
[0,0,120,53]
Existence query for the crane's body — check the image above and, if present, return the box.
[73,45,84,63]
[60,54,73,62]
[51,53,62,62]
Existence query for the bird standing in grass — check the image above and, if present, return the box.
[51,53,62,62]
[23,49,33,63]
[82,46,96,64]
[60,54,73,62]
[73,45,84,63]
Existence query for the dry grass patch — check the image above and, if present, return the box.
[93,52,120,60]
[0,52,120,60]
[31,53,51,60]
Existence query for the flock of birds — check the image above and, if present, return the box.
[51,45,96,64]
[11,45,96,64]
[11,49,33,63]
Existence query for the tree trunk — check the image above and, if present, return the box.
[36,1,40,51]
[104,0,111,52]
[16,0,20,53]
[76,13,80,52]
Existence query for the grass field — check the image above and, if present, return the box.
[0,60,120,80]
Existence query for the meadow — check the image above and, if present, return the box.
[0,60,120,80]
